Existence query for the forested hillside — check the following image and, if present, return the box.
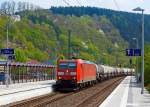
[145,44,150,91]
[50,7,150,43]
[0,9,130,66]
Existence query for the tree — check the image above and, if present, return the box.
[15,48,27,62]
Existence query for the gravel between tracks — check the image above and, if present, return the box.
[8,77,124,107]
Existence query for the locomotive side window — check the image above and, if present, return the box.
[68,63,76,69]
[59,63,68,69]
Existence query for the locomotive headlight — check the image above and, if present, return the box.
[70,72,76,76]
[58,76,62,79]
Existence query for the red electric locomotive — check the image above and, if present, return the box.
[56,59,97,91]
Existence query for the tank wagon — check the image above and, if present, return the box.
[55,59,133,91]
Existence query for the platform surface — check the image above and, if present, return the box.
[99,76,150,107]
[0,80,55,106]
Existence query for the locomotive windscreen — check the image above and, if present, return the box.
[59,63,68,69]
[68,63,76,69]
[59,62,76,69]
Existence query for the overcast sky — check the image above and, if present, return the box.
[0,0,149,14]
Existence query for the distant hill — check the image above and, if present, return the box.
[0,9,132,66]
[50,7,150,44]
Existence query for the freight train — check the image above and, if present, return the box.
[55,59,134,91]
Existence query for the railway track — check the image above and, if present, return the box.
[7,77,124,107]
[46,77,124,107]
[7,92,74,107]
[76,77,123,107]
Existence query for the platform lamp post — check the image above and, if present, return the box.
[0,9,9,49]
[133,7,144,94]
[132,38,139,83]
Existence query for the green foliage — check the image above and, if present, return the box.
[51,7,150,43]
[0,9,130,66]
[145,44,150,87]
[15,48,28,62]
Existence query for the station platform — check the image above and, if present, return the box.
[0,80,56,106]
[99,76,150,107]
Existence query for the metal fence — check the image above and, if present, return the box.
[0,63,56,85]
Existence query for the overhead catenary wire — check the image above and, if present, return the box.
[62,0,71,6]
[112,0,120,11]
[76,0,82,6]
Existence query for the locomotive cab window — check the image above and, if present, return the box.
[59,63,68,69]
[68,63,76,69]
